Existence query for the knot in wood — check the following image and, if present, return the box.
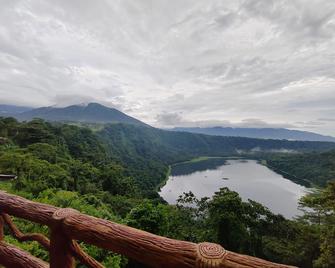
[52,208,79,222]
[196,242,227,268]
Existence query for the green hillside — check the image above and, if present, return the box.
[0,117,334,267]
[265,151,335,187]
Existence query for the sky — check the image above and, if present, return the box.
[0,0,335,135]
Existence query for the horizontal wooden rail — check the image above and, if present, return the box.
[0,242,48,268]
[0,191,296,267]
[1,213,50,249]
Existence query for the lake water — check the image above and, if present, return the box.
[159,159,308,219]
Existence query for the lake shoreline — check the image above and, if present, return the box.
[159,158,308,219]
[156,156,237,192]
[259,160,314,188]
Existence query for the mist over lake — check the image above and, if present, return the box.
[160,159,308,219]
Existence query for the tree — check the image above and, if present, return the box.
[300,182,335,267]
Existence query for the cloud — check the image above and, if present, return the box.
[156,112,295,129]
[318,118,335,122]
[0,0,334,135]
[156,112,184,126]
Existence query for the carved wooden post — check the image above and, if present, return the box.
[196,242,227,267]
[0,191,297,268]
[49,209,76,268]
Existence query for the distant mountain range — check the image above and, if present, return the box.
[172,127,335,142]
[0,104,33,115]
[1,103,334,142]
[0,103,146,126]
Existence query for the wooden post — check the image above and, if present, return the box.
[0,191,297,268]
[49,209,76,268]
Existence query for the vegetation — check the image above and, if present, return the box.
[265,151,335,187]
[0,117,334,267]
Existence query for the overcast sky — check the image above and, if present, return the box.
[0,0,335,135]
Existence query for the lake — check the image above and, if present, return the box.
[159,158,308,219]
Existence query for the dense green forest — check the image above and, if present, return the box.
[264,151,335,187]
[0,117,334,267]
[97,123,335,192]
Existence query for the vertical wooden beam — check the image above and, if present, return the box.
[50,209,77,268]
[49,225,75,268]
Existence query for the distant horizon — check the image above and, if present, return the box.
[1,102,334,138]
[1,1,335,136]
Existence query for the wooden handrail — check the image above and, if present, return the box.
[0,242,48,268]
[0,191,296,267]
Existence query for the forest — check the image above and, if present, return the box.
[264,151,335,187]
[0,117,334,267]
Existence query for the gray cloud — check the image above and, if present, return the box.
[318,118,335,122]
[156,112,295,129]
[0,0,334,135]
[156,112,184,126]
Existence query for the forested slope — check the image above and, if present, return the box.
[99,123,335,159]
[0,117,335,267]
[98,123,335,191]
[266,150,335,187]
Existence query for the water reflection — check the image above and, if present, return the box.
[160,159,308,219]
[171,158,228,176]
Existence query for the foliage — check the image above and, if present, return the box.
[300,182,335,267]
[0,117,334,267]
[265,151,335,187]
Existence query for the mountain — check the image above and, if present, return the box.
[172,127,335,142]
[98,123,335,190]
[0,104,33,116]
[100,124,335,159]
[12,103,147,126]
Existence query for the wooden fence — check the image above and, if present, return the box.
[0,190,296,268]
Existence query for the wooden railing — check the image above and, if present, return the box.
[0,190,296,268]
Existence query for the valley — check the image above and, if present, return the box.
[0,116,334,267]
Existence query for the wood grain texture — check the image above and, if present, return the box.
[49,226,75,268]
[222,250,296,268]
[0,191,297,268]
[0,242,48,268]
[0,191,57,225]
[1,211,101,268]
[70,240,104,268]
[62,211,197,267]
[50,210,75,268]
[1,213,50,250]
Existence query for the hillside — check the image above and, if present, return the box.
[99,124,335,160]
[265,150,335,187]
[0,118,334,267]
[2,117,335,194]
[97,123,335,191]
[173,127,335,142]
[11,103,147,126]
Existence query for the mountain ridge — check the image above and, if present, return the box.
[0,104,33,115]
[1,103,147,126]
[172,126,335,142]
[1,103,334,142]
